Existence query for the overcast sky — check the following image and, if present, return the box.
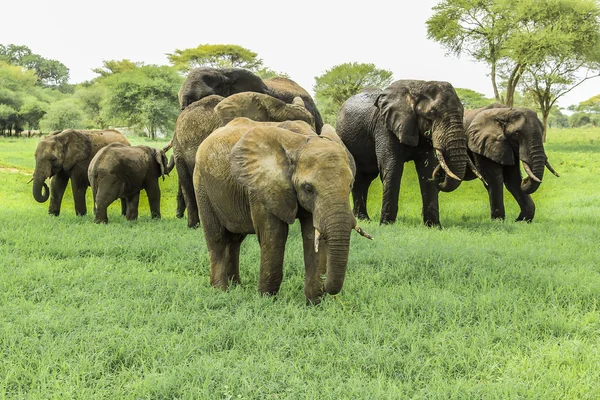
[3,0,598,108]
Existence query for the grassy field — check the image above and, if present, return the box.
[0,129,599,399]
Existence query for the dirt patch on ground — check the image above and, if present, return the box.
[0,167,30,175]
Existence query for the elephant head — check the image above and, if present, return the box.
[32,130,92,203]
[467,107,558,194]
[178,67,267,110]
[214,93,315,128]
[374,80,468,192]
[230,125,364,295]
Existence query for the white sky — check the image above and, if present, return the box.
[3,0,597,108]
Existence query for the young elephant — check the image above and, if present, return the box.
[171,92,315,228]
[32,129,130,216]
[88,143,170,223]
[193,118,371,304]
[464,105,559,221]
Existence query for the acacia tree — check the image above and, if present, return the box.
[91,59,143,78]
[314,62,393,125]
[516,0,600,139]
[426,0,600,110]
[166,44,284,78]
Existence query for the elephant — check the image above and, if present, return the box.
[32,129,130,216]
[171,92,315,228]
[193,118,372,303]
[177,67,324,133]
[88,143,171,223]
[337,80,480,227]
[463,105,559,222]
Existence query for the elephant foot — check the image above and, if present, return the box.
[516,213,534,223]
[353,210,371,221]
[379,217,396,225]
[48,210,60,216]
[176,211,184,219]
[94,218,108,224]
[424,220,442,229]
[491,213,505,221]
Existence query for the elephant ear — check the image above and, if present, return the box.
[60,130,93,170]
[153,148,169,180]
[374,88,419,146]
[467,112,515,165]
[320,124,356,177]
[230,126,306,224]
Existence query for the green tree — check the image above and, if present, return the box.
[92,59,143,78]
[167,44,263,72]
[18,96,47,130]
[74,84,108,128]
[314,62,393,125]
[427,0,600,112]
[455,88,494,109]
[101,65,182,139]
[39,98,85,132]
[0,44,70,89]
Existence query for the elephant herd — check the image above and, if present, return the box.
[30,67,559,303]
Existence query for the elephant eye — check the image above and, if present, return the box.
[303,183,314,194]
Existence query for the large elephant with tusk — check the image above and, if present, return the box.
[193,118,372,304]
[337,81,483,227]
[463,104,559,222]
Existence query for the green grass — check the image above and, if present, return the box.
[1,131,599,399]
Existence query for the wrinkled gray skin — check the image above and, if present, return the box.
[337,81,468,226]
[464,104,558,222]
[178,67,324,133]
[193,118,362,304]
[88,143,171,223]
[171,92,315,228]
[32,129,130,216]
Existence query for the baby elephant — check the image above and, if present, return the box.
[88,143,170,223]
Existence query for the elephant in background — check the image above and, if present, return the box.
[32,129,130,216]
[337,80,480,227]
[193,118,371,303]
[464,105,559,222]
[88,143,171,223]
[171,92,315,228]
[178,67,324,133]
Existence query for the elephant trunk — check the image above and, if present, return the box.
[32,176,50,203]
[317,209,353,296]
[32,161,51,203]
[520,145,546,194]
[433,115,468,192]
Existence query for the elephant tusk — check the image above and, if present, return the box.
[467,158,488,186]
[522,162,542,183]
[431,164,442,180]
[162,140,173,153]
[314,229,321,253]
[354,225,374,240]
[26,177,33,184]
[435,149,461,181]
[545,160,560,177]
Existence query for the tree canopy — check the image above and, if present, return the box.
[455,88,494,109]
[166,44,285,79]
[92,59,144,78]
[0,44,70,90]
[101,65,183,139]
[427,0,600,121]
[314,62,393,125]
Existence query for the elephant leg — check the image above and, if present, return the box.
[300,214,328,303]
[252,203,289,296]
[176,161,199,228]
[145,180,161,219]
[120,198,127,216]
[376,134,405,225]
[504,166,535,222]
[71,176,88,216]
[415,151,441,228]
[196,181,244,289]
[476,155,505,220]
[352,170,378,221]
[176,182,186,219]
[125,193,140,221]
[49,174,69,216]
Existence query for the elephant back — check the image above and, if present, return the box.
[264,77,323,133]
